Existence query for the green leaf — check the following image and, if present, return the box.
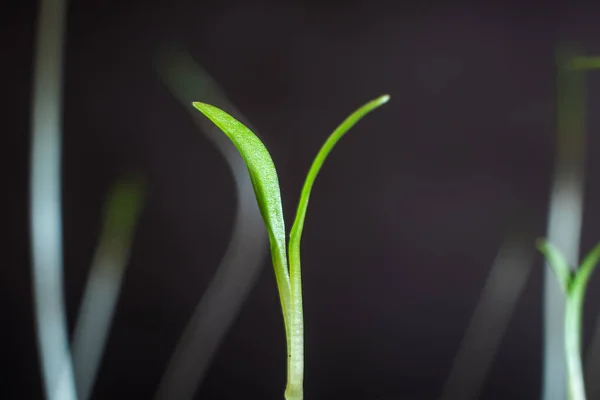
[191,102,291,319]
[567,242,600,360]
[537,238,572,293]
[289,94,390,268]
[573,241,600,293]
[537,240,600,400]
[569,56,600,70]
[284,94,390,400]
[565,243,600,400]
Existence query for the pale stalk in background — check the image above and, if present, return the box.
[542,45,587,400]
[538,241,600,400]
[440,232,534,400]
[567,55,600,400]
[29,0,77,397]
[154,47,268,400]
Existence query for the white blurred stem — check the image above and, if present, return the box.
[29,0,76,398]
[440,234,534,400]
[542,46,587,400]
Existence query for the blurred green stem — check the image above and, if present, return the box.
[539,241,600,400]
[542,45,587,400]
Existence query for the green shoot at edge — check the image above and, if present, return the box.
[538,240,600,400]
[192,95,390,400]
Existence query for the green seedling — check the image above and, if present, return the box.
[192,95,390,400]
[541,48,600,400]
[538,240,600,400]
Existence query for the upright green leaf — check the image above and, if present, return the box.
[192,102,291,318]
[573,242,600,292]
[537,239,572,293]
[289,94,391,265]
[284,94,390,400]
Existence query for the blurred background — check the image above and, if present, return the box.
[5,1,600,399]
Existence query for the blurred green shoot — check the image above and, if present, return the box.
[192,95,390,400]
[30,0,145,397]
[538,240,600,400]
[542,46,600,400]
[72,175,145,400]
[568,55,600,400]
[569,57,600,70]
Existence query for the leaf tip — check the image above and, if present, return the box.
[191,101,205,111]
[535,237,548,251]
[192,102,217,116]
[377,94,391,105]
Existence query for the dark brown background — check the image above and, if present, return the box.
[5,1,600,399]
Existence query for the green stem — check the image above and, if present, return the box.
[565,243,600,400]
[283,95,390,400]
[285,230,304,400]
[565,290,586,400]
[284,306,304,400]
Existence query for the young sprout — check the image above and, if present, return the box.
[192,95,390,400]
[538,240,600,400]
[542,48,600,400]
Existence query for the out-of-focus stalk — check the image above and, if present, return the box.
[29,0,76,398]
[154,46,268,400]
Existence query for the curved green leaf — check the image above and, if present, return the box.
[538,240,600,400]
[573,242,600,292]
[284,94,390,400]
[192,102,291,317]
[566,243,600,400]
[568,242,600,364]
[288,94,390,255]
[288,94,391,296]
[537,238,572,293]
